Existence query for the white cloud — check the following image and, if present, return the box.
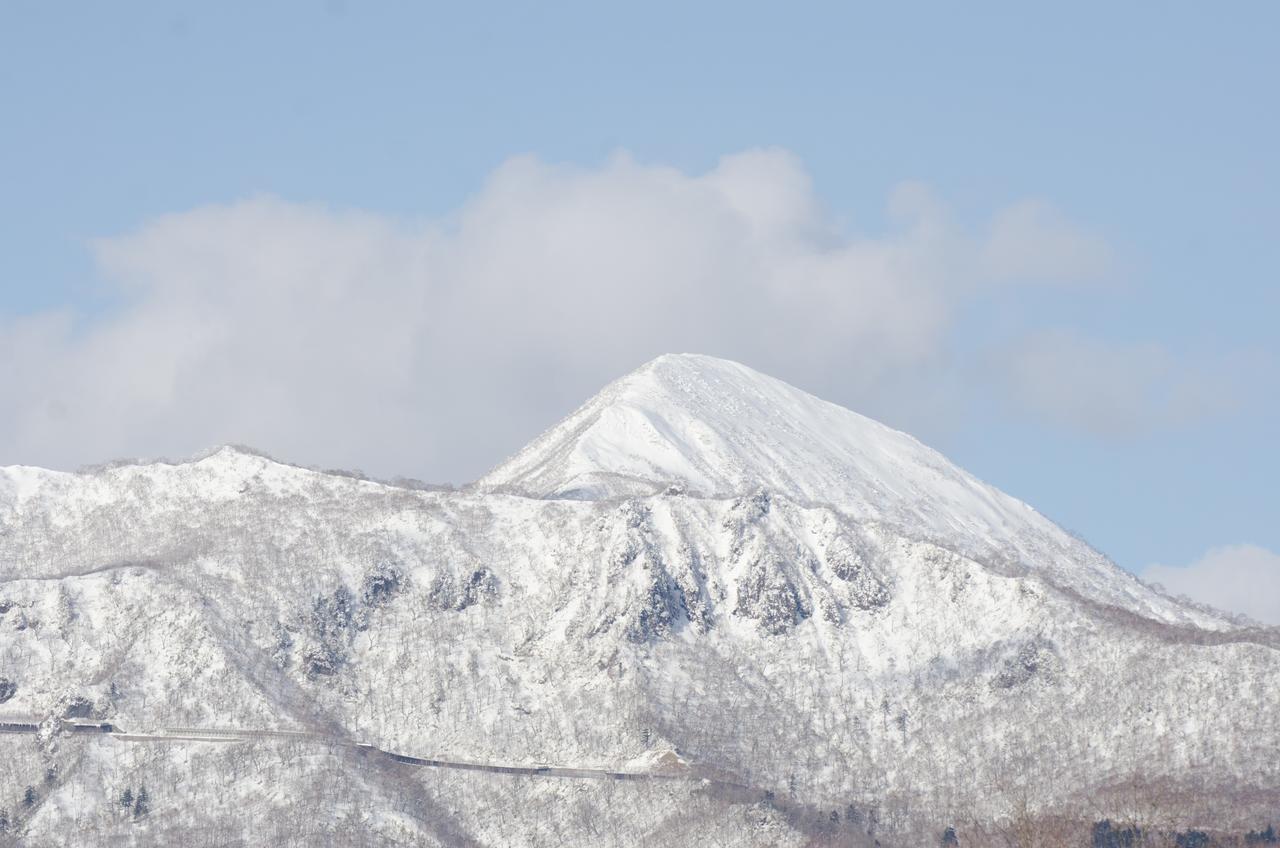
[982,199,1113,284]
[997,329,1242,438]
[1142,545,1280,625]
[0,149,1113,481]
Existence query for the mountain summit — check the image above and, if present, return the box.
[484,354,974,504]
[484,353,1211,627]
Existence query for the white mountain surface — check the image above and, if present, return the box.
[481,354,1222,628]
[0,354,1276,846]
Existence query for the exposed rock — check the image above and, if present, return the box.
[734,558,810,635]
[826,537,891,611]
[429,567,498,612]
[992,637,1061,689]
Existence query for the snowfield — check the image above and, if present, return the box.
[0,354,1276,846]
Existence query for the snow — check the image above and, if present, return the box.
[0,354,1276,844]
[482,354,1224,628]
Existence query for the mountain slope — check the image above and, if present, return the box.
[481,353,1223,629]
[0,356,1276,845]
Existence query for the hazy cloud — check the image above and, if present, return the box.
[0,150,1118,480]
[997,330,1244,438]
[982,199,1113,284]
[1143,545,1280,625]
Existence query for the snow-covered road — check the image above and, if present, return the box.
[1,720,732,786]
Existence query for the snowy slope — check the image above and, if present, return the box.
[481,354,1223,628]
[0,356,1276,845]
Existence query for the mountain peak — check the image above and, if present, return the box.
[482,354,1216,625]
[482,352,964,507]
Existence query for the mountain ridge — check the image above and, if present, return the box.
[480,353,1226,629]
[0,355,1239,631]
[0,355,1276,845]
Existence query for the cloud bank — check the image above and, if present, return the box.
[0,149,1225,482]
[997,330,1245,438]
[1143,545,1280,626]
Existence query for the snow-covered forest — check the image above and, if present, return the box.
[0,356,1276,846]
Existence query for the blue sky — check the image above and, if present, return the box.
[1,2,1277,617]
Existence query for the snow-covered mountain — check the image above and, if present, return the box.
[0,354,1276,846]
[482,353,1223,628]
